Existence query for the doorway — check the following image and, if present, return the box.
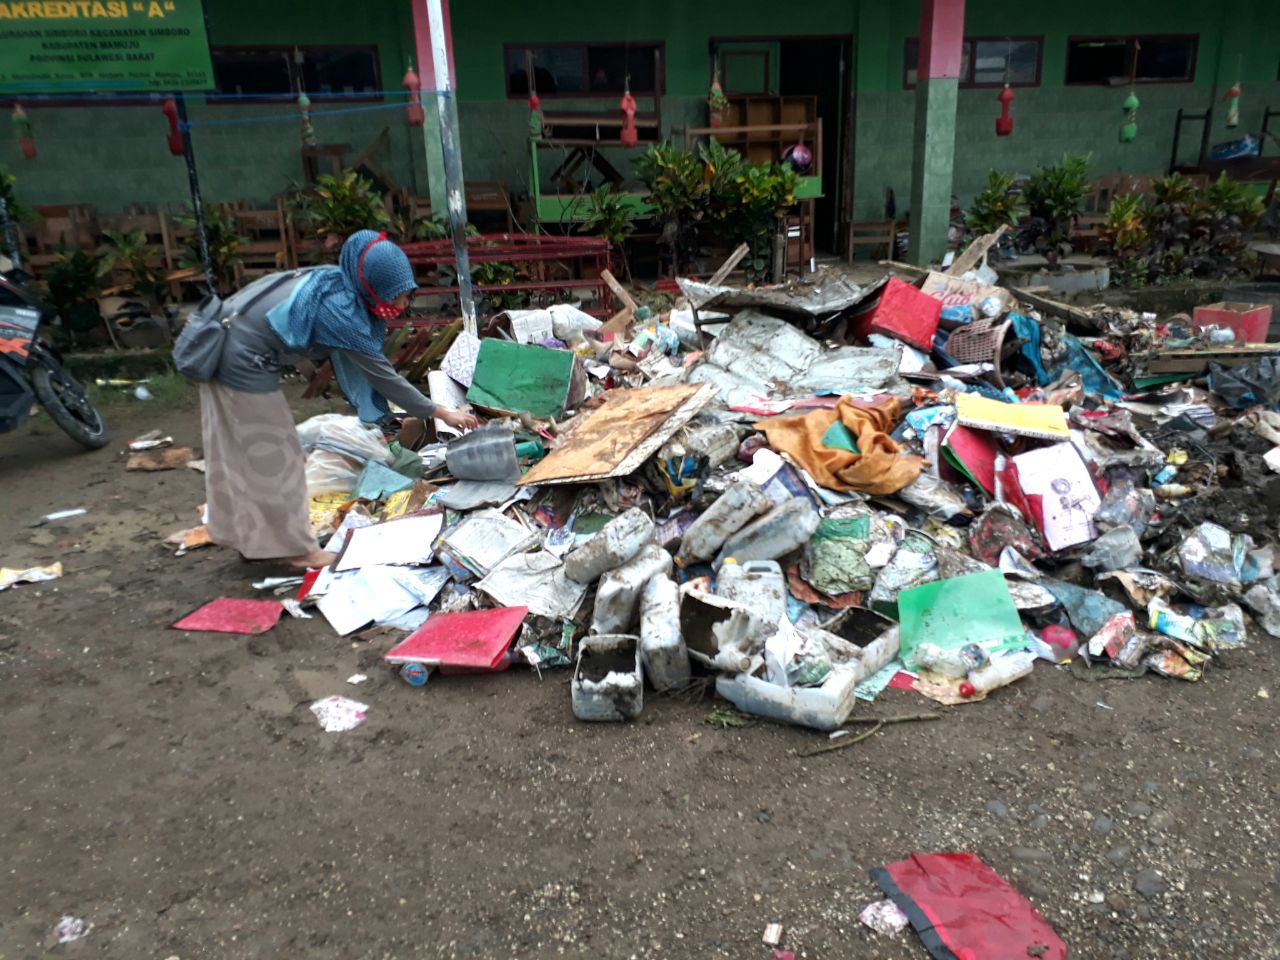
[712,35,852,254]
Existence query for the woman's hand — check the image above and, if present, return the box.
[437,406,480,431]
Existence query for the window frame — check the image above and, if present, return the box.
[903,35,1043,90]
[206,43,383,104]
[502,40,666,100]
[1063,34,1198,86]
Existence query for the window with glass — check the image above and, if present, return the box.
[905,36,1041,88]
[1065,36,1197,85]
[504,43,663,98]
[209,46,381,101]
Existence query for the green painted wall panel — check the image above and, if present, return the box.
[0,0,1275,231]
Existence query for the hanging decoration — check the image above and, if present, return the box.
[996,86,1015,137]
[298,91,316,147]
[1223,58,1243,128]
[619,78,638,148]
[1120,91,1140,143]
[708,63,728,128]
[161,97,183,157]
[528,91,544,141]
[403,65,424,128]
[12,105,35,161]
[994,39,1015,137]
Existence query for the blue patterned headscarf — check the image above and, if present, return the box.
[270,230,417,424]
[277,230,416,355]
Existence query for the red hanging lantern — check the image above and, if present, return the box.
[528,90,545,141]
[619,87,638,148]
[160,98,184,157]
[403,65,424,128]
[12,105,35,161]
[995,84,1015,137]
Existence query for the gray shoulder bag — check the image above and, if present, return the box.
[173,269,312,383]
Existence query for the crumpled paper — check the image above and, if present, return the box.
[309,696,368,732]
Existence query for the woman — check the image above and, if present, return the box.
[200,230,478,569]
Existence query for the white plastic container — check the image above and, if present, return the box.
[966,651,1035,695]
[572,634,643,721]
[717,558,787,625]
[564,508,654,584]
[591,544,674,634]
[914,642,989,678]
[639,574,690,691]
[675,481,773,566]
[713,497,821,568]
[715,663,859,731]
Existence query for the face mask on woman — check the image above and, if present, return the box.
[356,233,408,320]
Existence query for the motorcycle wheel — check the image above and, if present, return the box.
[30,356,110,449]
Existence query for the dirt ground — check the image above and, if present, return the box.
[1,387,1278,960]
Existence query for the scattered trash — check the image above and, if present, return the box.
[0,561,63,591]
[30,507,87,526]
[128,429,173,451]
[859,898,910,936]
[309,696,368,732]
[761,923,784,947]
[871,852,1066,960]
[126,446,196,471]
[171,598,286,635]
[50,916,90,944]
[346,673,368,685]
[164,525,213,556]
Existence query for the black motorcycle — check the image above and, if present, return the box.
[0,268,109,449]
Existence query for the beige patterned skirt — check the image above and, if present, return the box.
[199,381,316,560]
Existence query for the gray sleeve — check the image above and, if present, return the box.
[336,349,438,419]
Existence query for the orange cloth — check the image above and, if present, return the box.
[761,396,922,495]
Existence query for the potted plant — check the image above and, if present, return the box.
[176,206,245,295]
[1021,153,1090,270]
[965,171,1028,243]
[43,249,105,348]
[580,184,636,280]
[634,141,709,275]
[293,170,391,253]
[1100,193,1150,287]
[702,140,797,283]
[98,228,169,314]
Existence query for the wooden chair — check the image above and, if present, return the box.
[845,220,896,261]
[24,204,98,272]
[228,199,291,282]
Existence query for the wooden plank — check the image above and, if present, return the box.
[708,243,750,286]
[947,224,1009,277]
[600,269,638,313]
[519,384,718,486]
[879,259,928,278]
[1006,286,1100,331]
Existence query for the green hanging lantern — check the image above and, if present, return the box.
[298,91,316,148]
[1120,91,1139,143]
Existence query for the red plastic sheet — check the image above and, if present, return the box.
[384,606,528,673]
[172,598,285,635]
[871,852,1066,960]
[864,276,942,351]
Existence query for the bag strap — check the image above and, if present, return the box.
[222,267,318,327]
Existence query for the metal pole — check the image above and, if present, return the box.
[423,0,476,335]
[174,93,217,294]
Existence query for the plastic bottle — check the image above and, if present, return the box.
[446,426,518,481]
[964,651,1035,696]
[591,544,673,634]
[913,642,988,678]
[715,664,859,732]
[716,558,787,625]
[713,497,821,568]
[675,481,773,566]
[564,508,654,584]
[639,574,690,691]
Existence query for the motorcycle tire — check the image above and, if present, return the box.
[30,358,110,450]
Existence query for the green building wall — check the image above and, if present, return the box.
[1,0,1276,229]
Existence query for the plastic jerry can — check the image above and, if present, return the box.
[639,574,690,691]
[713,497,821,568]
[564,508,654,584]
[590,544,674,634]
[964,651,1035,696]
[572,634,643,721]
[715,663,859,732]
[716,558,787,626]
[675,481,773,566]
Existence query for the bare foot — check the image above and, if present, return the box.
[288,549,338,570]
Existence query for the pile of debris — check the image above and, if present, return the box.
[167,233,1280,732]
